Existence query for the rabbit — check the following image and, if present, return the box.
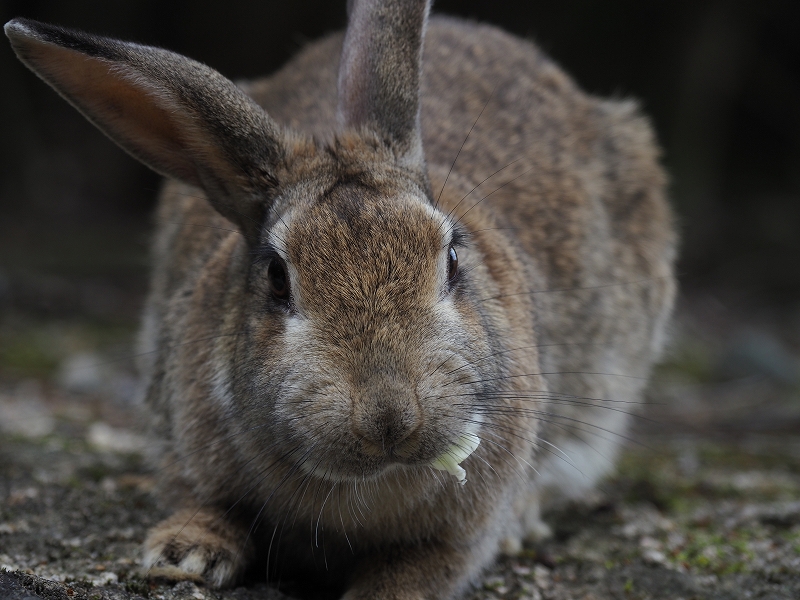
[5,0,676,598]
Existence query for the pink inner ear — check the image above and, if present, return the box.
[20,39,200,185]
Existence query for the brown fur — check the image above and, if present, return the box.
[6,2,676,598]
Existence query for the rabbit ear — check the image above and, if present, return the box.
[338,0,430,180]
[5,18,287,243]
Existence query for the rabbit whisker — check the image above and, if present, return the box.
[64,332,241,373]
[455,381,660,407]
[435,85,496,212]
[444,387,652,407]
[451,393,649,420]
[458,370,648,386]
[442,341,607,376]
[478,274,674,304]
[477,433,538,481]
[240,444,320,568]
[315,479,337,552]
[439,413,555,469]
[156,219,242,235]
[449,412,613,474]
[452,165,536,227]
[336,483,355,553]
[265,457,326,583]
[145,441,301,580]
[477,407,654,454]
[443,157,525,229]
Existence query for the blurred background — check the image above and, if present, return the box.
[1,0,799,426]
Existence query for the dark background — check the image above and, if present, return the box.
[1,0,799,329]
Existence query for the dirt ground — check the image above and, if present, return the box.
[2,295,800,600]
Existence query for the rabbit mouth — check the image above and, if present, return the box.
[355,428,422,461]
[298,423,483,484]
[428,431,481,485]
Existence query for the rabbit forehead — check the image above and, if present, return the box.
[283,182,447,315]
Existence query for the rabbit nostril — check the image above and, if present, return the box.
[357,419,416,449]
[353,402,421,458]
[382,420,415,448]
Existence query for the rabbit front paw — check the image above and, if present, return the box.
[142,508,252,588]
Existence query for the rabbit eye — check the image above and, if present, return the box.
[447,246,459,283]
[268,259,290,300]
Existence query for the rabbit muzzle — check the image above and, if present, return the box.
[350,375,423,458]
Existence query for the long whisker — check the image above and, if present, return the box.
[451,165,535,228]
[436,387,653,407]
[478,433,537,479]
[239,445,318,568]
[468,417,573,470]
[442,341,606,376]
[144,441,302,579]
[62,332,241,373]
[156,219,242,235]
[466,405,655,451]
[444,157,525,227]
[478,274,673,304]
[448,391,653,421]
[435,85,496,211]
[336,483,354,553]
[458,370,648,386]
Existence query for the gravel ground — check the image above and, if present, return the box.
[2,305,800,600]
[2,393,799,600]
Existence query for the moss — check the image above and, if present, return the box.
[666,528,765,576]
[77,463,113,483]
[655,336,717,384]
[613,441,799,512]
[614,450,694,511]
[697,444,800,475]
[0,334,60,378]
[0,318,137,381]
[124,578,151,598]
[66,476,84,490]
[482,576,506,591]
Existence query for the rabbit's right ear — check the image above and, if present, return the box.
[5,18,287,243]
[338,0,430,187]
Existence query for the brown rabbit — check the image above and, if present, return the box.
[6,0,676,598]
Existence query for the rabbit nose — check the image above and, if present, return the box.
[352,384,422,455]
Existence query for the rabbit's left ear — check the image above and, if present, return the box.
[5,18,289,243]
[337,0,430,184]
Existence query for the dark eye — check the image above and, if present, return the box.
[268,258,290,301]
[447,246,459,283]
